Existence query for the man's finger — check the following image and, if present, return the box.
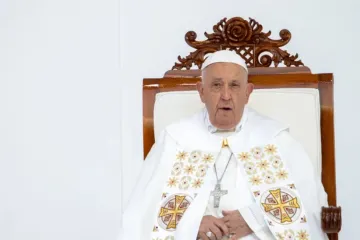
[229,234,239,240]
[214,219,229,235]
[225,221,231,228]
[222,215,230,222]
[209,225,222,240]
[198,232,210,240]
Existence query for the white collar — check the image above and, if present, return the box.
[204,106,248,134]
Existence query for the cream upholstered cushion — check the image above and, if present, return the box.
[153,89,322,177]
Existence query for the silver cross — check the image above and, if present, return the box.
[210,183,228,208]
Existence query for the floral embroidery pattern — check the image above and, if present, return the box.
[237,152,250,161]
[265,144,277,155]
[275,229,295,240]
[257,160,269,171]
[192,178,203,188]
[196,164,208,177]
[184,165,195,175]
[179,176,192,190]
[250,175,262,185]
[244,162,257,175]
[275,229,309,240]
[276,169,289,180]
[168,151,214,191]
[202,153,214,163]
[296,230,309,240]
[167,177,178,187]
[171,162,183,176]
[270,155,283,169]
[239,144,289,186]
[251,147,264,160]
[262,170,276,184]
[189,151,201,164]
[176,151,188,161]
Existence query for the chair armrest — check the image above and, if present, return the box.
[321,206,342,233]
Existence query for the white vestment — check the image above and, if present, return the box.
[119,107,329,240]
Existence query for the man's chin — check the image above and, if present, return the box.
[213,120,237,130]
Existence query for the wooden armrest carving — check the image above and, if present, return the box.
[321,206,342,233]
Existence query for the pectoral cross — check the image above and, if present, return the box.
[210,182,228,208]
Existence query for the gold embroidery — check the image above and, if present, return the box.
[184,165,195,175]
[276,170,289,180]
[296,230,309,240]
[275,229,295,240]
[158,195,191,230]
[261,189,300,224]
[257,160,270,171]
[275,229,308,240]
[264,144,277,155]
[238,152,250,161]
[167,177,178,187]
[202,153,214,163]
[250,175,262,185]
[192,178,203,188]
[176,151,188,161]
[239,144,288,184]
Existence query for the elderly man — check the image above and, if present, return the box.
[120,50,328,240]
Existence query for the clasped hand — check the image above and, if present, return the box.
[197,210,252,240]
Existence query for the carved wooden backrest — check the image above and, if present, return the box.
[172,17,304,70]
[143,17,341,239]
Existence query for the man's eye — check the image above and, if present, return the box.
[213,83,221,87]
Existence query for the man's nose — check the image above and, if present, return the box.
[221,85,231,100]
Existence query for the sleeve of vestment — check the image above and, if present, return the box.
[118,130,174,240]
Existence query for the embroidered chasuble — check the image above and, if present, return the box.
[119,107,329,240]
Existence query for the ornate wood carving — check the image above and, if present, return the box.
[322,206,342,234]
[172,17,304,70]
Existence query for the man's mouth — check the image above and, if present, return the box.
[219,107,232,111]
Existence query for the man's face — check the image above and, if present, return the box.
[197,62,253,130]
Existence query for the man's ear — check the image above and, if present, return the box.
[245,83,254,103]
[196,81,205,103]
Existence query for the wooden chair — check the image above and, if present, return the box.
[142,17,342,239]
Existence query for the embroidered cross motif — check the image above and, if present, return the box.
[261,189,300,224]
[210,183,228,208]
[158,195,189,230]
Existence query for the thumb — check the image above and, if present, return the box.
[222,210,231,216]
